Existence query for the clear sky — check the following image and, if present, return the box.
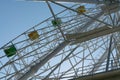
[0,0,55,48]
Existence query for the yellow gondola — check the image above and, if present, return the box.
[76,6,86,14]
[28,30,39,41]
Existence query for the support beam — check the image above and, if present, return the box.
[18,41,69,80]
[106,35,113,71]
[27,0,106,4]
[66,26,120,44]
[70,69,120,80]
[50,0,112,27]
[46,0,66,40]
[74,11,103,33]
[101,3,120,15]
[117,45,120,58]
[90,48,113,74]
[43,45,79,80]
[90,36,114,74]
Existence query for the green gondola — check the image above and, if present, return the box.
[4,45,17,57]
[51,18,62,27]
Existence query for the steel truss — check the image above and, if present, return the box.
[0,0,120,80]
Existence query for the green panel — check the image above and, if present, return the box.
[4,45,17,57]
[52,18,62,26]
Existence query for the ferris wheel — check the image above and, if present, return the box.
[0,0,120,80]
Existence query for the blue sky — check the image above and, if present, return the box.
[0,0,54,47]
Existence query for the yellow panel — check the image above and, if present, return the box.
[76,6,86,14]
[28,31,39,40]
